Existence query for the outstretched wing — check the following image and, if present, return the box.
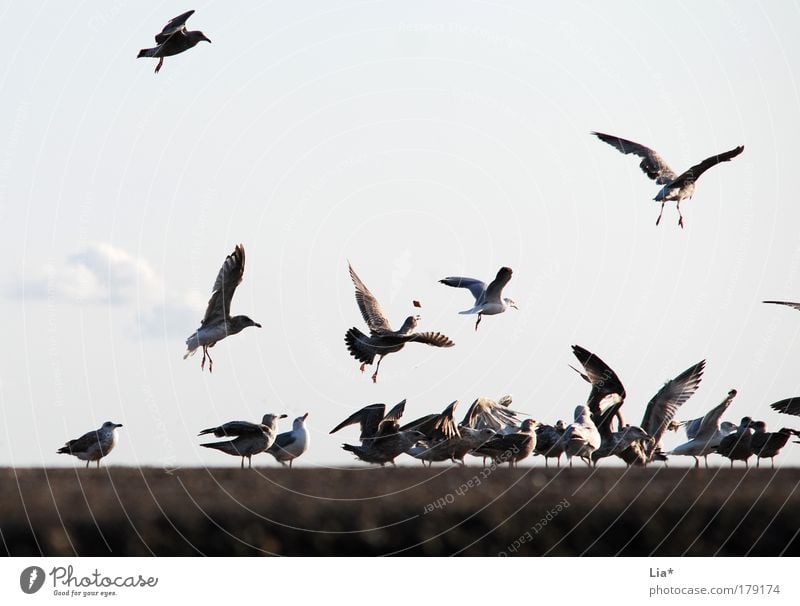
[641,360,706,448]
[696,389,737,437]
[348,263,392,334]
[439,276,487,304]
[570,344,626,417]
[409,331,455,348]
[329,403,386,440]
[201,244,245,326]
[771,397,800,417]
[592,131,677,184]
[670,145,744,188]
[461,397,520,430]
[155,10,194,43]
[401,401,459,440]
[763,300,800,312]
[484,267,513,303]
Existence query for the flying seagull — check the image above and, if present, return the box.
[137,10,211,74]
[763,300,800,312]
[344,263,454,382]
[199,413,286,469]
[57,421,123,469]
[439,267,517,330]
[184,244,261,372]
[570,344,627,430]
[591,131,744,228]
[267,413,310,468]
[770,397,800,417]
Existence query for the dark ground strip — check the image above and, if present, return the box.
[1,467,798,556]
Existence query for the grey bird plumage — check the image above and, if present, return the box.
[199,413,286,469]
[57,421,123,469]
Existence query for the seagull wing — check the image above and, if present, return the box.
[771,397,800,417]
[484,267,513,304]
[571,344,626,417]
[268,431,297,451]
[696,390,737,438]
[154,10,194,43]
[62,429,101,453]
[592,131,678,184]
[408,331,455,348]
[329,403,386,440]
[200,244,245,326]
[669,145,744,188]
[349,263,392,334]
[763,300,800,312]
[439,276,488,304]
[641,360,706,448]
[461,397,520,430]
[198,420,264,438]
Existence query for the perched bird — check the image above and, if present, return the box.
[667,389,738,468]
[534,420,566,467]
[137,10,211,74]
[199,413,286,469]
[439,267,517,330]
[402,401,464,466]
[344,263,454,382]
[590,400,652,466]
[331,400,420,466]
[57,421,123,469]
[474,419,538,467]
[616,360,706,466]
[267,413,310,468]
[714,417,755,468]
[184,244,261,372]
[591,131,744,228]
[561,404,602,467]
[749,422,799,469]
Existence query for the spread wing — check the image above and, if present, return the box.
[348,263,392,334]
[484,267,513,303]
[408,332,455,348]
[439,276,487,304]
[377,399,407,435]
[329,403,386,440]
[592,131,677,184]
[771,397,800,417]
[401,401,459,440]
[696,389,738,437]
[670,145,744,188]
[155,10,194,43]
[201,244,245,326]
[461,397,520,430]
[570,344,626,417]
[641,360,706,448]
[763,300,800,312]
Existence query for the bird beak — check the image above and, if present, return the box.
[302,413,309,421]
[115,424,124,428]
[254,323,262,328]
[279,414,288,419]
[202,35,212,43]
[511,303,519,310]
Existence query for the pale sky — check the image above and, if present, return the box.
[2,1,800,468]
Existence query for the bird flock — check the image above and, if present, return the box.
[55,10,800,471]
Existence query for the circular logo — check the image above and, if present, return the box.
[19,566,45,594]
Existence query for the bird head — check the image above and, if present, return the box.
[191,31,212,44]
[103,421,123,429]
[232,315,262,331]
[398,315,421,333]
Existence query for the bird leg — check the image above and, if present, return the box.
[359,362,367,373]
[248,455,253,469]
[475,313,483,331]
[655,201,666,226]
[241,457,245,470]
[693,456,699,469]
[677,201,684,229]
[371,356,384,383]
[85,460,90,469]
[200,346,214,372]
[771,457,775,469]
[756,457,760,469]
[154,57,164,73]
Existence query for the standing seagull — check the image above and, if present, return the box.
[666,389,738,468]
[439,267,517,330]
[267,413,310,468]
[591,131,744,228]
[344,263,454,383]
[199,413,286,469]
[137,10,211,74]
[561,405,602,467]
[184,244,261,372]
[57,421,123,469]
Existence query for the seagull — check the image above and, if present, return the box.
[401,401,464,466]
[199,413,286,469]
[561,405,602,467]
[714,417,754,468]
[749,422,799,469]
[184,244,261,372]
[763,300,800,312]
[615,360,706,466]
[589,400,652,466]
[570,344,627,430]
[534,420,566,467]
[591,131,744,228]
[474,419,538,467]
[57,421,123,469]
[266,413,310,468]
[439,267,518,330]
[666,389,738,467]
[137,10,211,74]
[331,400,421,466]
[344,263,454,382]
